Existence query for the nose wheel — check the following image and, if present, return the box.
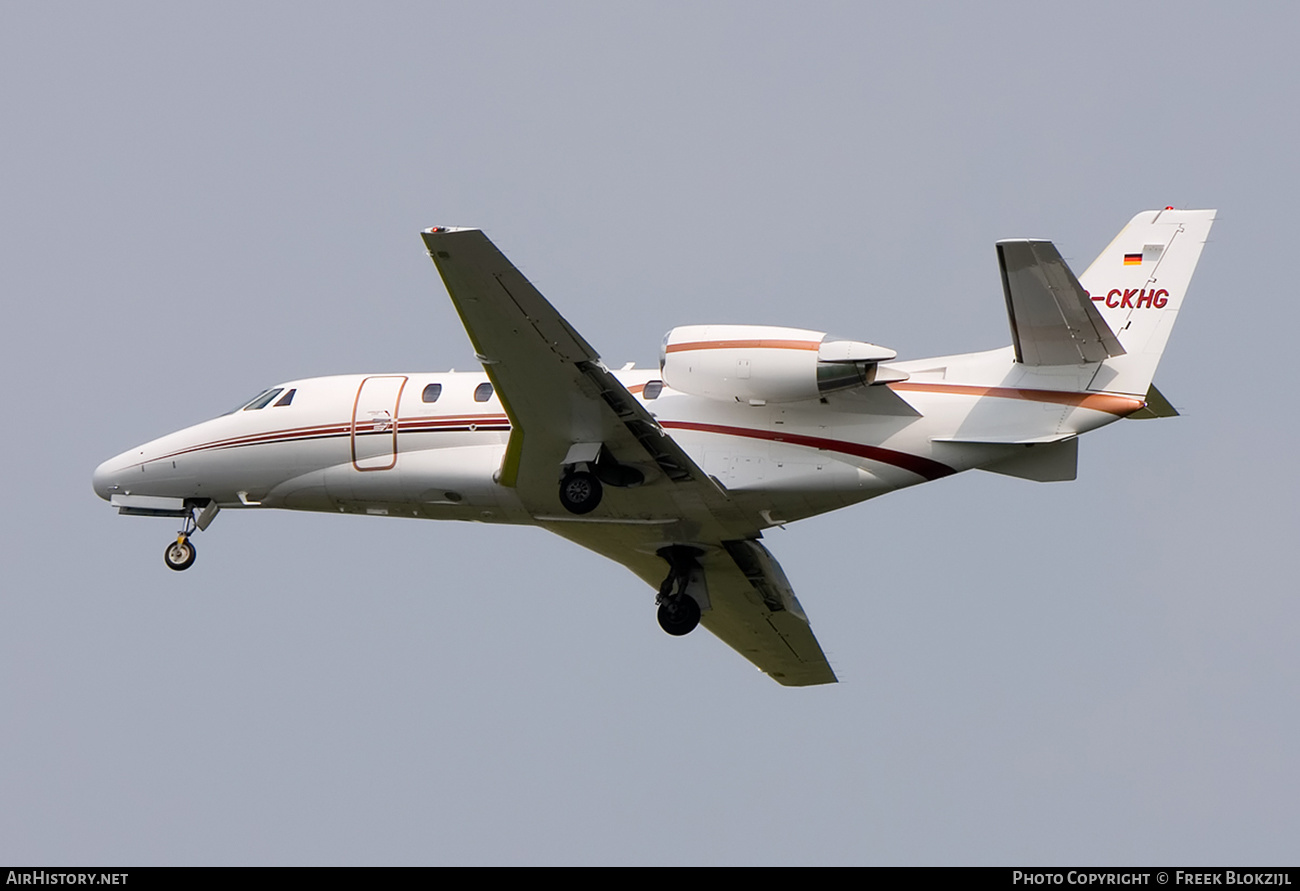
[164,536,197,571]
[161,504,212,572]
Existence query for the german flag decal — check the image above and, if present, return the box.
[1123,253,1143,266]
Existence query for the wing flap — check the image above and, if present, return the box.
[711,540,837,685]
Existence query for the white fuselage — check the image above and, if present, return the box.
[89,211,1209,684]
[92,349,1142,531]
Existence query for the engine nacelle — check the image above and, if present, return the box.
[659,325,900,404]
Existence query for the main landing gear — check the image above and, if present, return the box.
[559,470,603,515]
[162,500,219,572]
[657,593,701,636]
[655,545,704,636]
[557,444,645,516]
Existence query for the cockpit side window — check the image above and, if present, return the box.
[242,388,284,411]
[273,388,296,407]
[643,380,664,400]
[422,383,442,403]
[474,382,494,402]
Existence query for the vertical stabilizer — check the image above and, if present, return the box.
[1079,209,1215,395]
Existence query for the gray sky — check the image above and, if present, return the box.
[2,2,1296,865]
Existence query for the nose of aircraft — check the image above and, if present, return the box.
[93,453,131,501]
[93,458,115,501]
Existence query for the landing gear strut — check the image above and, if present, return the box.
[655,545,705,636]
[164,510,199,572]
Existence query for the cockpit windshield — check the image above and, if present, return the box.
[225,388,284,414]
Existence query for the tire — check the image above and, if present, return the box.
[657,595,701,636]
[164,538,196,572]
[559,471,603,515]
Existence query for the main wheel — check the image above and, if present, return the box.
[559,470,603,515]
[164,538,196,572]
[657,595,701,636]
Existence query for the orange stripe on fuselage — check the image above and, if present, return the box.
[888,382,1144,416]
[664,339,821,353]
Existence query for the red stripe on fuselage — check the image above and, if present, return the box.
[659,420,955,481]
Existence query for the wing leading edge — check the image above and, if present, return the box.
[421,227,836,685]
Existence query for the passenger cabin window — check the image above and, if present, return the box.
[273,388,296,407]
[242,388,284,411]
[474,382,494,402]
[643,380,664,400]
[422,383,442,403]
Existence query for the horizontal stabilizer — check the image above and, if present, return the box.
[979,438,1078,482]
[932,433,1075,445]
[998,239,1125,366]
[1126,383,1179,420]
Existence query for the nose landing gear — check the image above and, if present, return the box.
[161,500,218,572]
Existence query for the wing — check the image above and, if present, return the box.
[422,228,729,521]
[543,523,838,686]
[997,239,1125,366]
[421,227,836,685]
